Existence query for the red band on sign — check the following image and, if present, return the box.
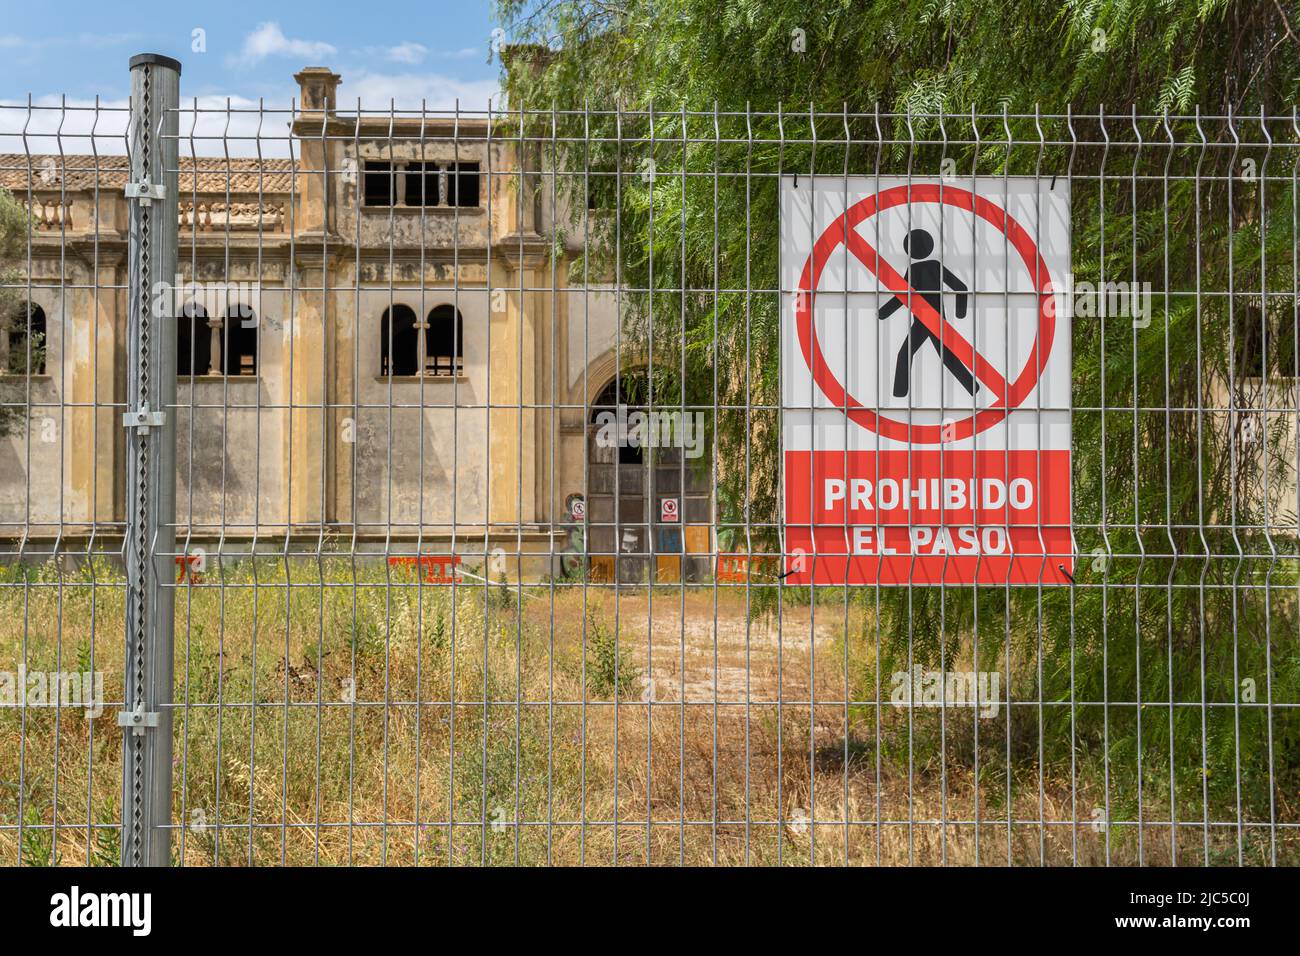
[783,449,1073,585]
[794,184,1058,444]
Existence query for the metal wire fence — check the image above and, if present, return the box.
[0,54,1298,865]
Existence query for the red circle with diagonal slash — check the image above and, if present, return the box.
[795,184,1058,443]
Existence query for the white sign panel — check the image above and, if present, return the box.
[781,176,1072,585]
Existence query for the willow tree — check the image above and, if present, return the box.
[494,0,1300,856]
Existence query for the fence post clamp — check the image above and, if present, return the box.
[122,403,166,435]
[125,177,166,206]
[117,702,161,737]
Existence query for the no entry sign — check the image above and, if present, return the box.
[781,177,1072,586]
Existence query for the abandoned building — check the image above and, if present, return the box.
[0,65,712,581]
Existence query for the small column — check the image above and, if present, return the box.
[206,313,223,375]
[413,317,429,375]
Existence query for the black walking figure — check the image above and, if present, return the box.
[877,228,974,398]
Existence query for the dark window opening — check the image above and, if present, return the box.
[7,303,46,375]
[590,375,648,465]
[178,302,211,376]
[404,162,440,206]
[586,172,614,211]
[425,305,464,376]
[363,161,396,207]
[1264,308,1300,378]
[224,304,258,375]
[1234,307,1265,379]
[381,305,419,376]
[447,162,480,208]
[1233,305,1299,379]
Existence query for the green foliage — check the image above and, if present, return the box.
[91,804,121,867]
[18,800,58,866]
[491,571,517,610]
[0,186,35,437]
[496,0,1297,115]
[0,187,24,264]
[492,0,1300,830]
[582,608,640,699]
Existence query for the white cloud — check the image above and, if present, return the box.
[236,22,336,67]
[384,42,427,65]
[354,43,481,64]
[340,71,499,112]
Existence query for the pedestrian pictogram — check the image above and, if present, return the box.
[878,227,973,398]
[781,177,1073,586]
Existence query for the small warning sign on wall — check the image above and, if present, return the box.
[781,177,1072,586]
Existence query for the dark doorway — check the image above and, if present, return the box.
[585,375,711,583]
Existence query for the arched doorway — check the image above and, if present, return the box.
[585,374,711,583]
[586,375,648,582]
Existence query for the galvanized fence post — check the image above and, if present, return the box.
[120,52,181,867]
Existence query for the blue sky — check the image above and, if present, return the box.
[0,1,505,155]
[0,0,501,104]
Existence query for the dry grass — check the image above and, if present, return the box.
[0,558,1292,865]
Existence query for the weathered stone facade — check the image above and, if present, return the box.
[0,66,652,571]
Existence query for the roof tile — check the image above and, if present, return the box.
[0,154,298,194]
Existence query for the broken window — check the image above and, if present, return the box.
[1233,303,1299,379]
[6,302,46,375]
[425,305,464,376]
[177,302,211,376]
[363,161,397,206]
[381,305,419,376]
[223,304,258,375]
[1274,315,1300,377]
[447,162,480,207]
[404,162,440,206]
[360,157,479,209]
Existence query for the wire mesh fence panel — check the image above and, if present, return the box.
[0,92,135,866]
[1,67,1298,864]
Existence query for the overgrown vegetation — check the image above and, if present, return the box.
[9,558,1281,864]
[580,604,640,698]
[0,186,39,436]
[491,0,1300,853]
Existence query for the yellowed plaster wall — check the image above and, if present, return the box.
[67,259,119,526]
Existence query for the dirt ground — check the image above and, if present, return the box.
[2,574,1290,865]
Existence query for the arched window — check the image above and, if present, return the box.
[224,304,258,375]
[589,375,649,465]
[425,305,464,376]
[177,302,211,376]
[6,303,46,375]
[381,305,419,376]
